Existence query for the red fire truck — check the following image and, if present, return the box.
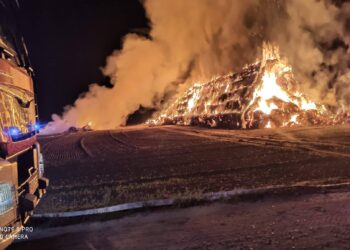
[0,1,48,248]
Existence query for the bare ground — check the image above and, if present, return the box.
[9,125,350,249]
[35,125,350,213]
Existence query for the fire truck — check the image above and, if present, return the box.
[0,1,48,248]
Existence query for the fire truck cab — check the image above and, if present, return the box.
[0,1,48,248]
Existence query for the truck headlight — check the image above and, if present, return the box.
[0,183,15,215]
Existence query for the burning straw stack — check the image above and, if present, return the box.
[149,43,349,129]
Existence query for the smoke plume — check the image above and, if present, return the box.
[42,0,350,134]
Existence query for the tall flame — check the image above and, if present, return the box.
[244,42,321,128]
[148,42,348,129]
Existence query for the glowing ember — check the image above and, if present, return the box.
[148,42,349,129]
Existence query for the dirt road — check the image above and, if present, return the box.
[11,188,350,249]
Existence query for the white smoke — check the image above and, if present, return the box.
[42,0,350,134]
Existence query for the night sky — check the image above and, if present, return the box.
[18,0,148,122]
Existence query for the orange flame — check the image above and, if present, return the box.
[244,42,323,128]
[148,42,348,128]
